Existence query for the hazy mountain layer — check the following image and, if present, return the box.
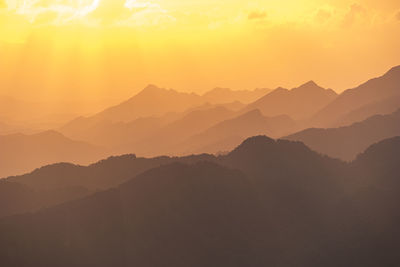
[312,65,400,127]
[0,130,106,178]
[285,109,400,161]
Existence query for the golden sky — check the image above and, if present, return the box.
[0,0,399,108]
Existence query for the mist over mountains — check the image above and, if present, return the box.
[1,65,399,177]
[0,65,400,266]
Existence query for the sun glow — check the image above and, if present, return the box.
[0,0,399,107]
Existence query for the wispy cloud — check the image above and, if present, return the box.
[6,0,167,26]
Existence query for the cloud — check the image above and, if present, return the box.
[6,0,166,26]
[248,11,267,20]
[89,0,128,24]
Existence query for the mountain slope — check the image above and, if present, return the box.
[244,81,337,120]
[202,87,271,104]
[334,95,400,127]
[179,110,297,154]
[0,130,106,178]
[60,85,207,140]
[91,85,206,123]
[0,162,268,267]
[312,65,400,127]
[0,135,350,267]
[1,154,215,218]
[285,109,400,161]
[1,136,400,266]
[117,106,237,156]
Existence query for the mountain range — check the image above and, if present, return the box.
[1,135,400,266]
[285,109,400,161]
[0,130,106,178]
[311,65,400,127]
[0,66,398,178]
[202,87,271,104]
[244,81,338,120]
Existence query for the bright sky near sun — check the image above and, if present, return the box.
[0,0,399,108]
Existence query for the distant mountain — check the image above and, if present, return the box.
[0,121,23,135]
[184,101,246,113]
[312,65,400,127]
[202,87,271,104]
[60,85,252,148]
[177,110,297,155]
[60,85,207,141]
[91,85,207,123]
[62,106,237,153]
[0,130,106,178]
[118,106,237,156]
[62,116,166,148]
[334,95,400,127]
[0,95,89,132]
[244,81,337,120]
[284,109,400,161]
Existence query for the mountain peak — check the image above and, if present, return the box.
[141,84,165,93]
[295,80,322,91]
[303,80,318,87]
[230,135,275,155]
[241,135,275,146]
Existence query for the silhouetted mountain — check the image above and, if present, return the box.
[202,87,271,104]
[285,109,400,161]
[312,136,400,267]
[0,181,36,218]
[1,154,215,218]
[0,179,89,219]
[244,81,337,120]
[312,65,400,127]
[0,162,268,267]
[179,110,297,154]
[0,130,107,178]
[1,135,400,266]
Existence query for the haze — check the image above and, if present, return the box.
[1,0,400,112]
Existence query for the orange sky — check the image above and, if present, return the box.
[0,0,399,111]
